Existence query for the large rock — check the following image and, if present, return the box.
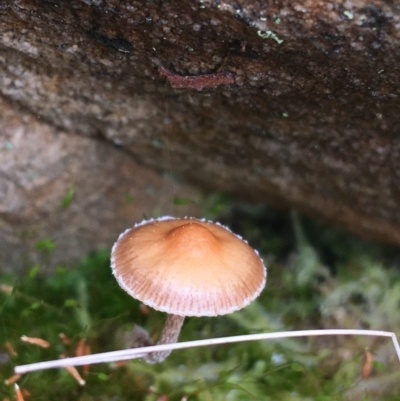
[0,97,198,272]
[1,0,400,269]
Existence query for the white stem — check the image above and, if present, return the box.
[15,329,400,374]
[144,314,185,363]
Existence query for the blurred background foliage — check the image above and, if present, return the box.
[1,193,400,401]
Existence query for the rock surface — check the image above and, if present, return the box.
[1,0,400,269]
[0,97,198,272]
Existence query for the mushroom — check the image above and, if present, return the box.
[111,216,266,363]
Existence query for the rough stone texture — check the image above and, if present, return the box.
[0,97,198,272]
[1,0,400,268]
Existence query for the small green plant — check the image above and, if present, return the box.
[62,186,75,208]
[35,239,56,253]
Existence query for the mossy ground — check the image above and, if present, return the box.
[1,197,400,401]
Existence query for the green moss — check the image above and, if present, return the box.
[1,203,400,400]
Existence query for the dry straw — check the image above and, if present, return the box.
[15,329,400,374]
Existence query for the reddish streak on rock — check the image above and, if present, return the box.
[159,67,234,90]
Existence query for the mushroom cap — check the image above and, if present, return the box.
[111,217,266,317]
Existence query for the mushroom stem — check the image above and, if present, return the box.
[144,314,185,363]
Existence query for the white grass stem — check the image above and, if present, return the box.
[15,329,400,374]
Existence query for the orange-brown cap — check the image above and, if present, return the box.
[111,217,266,317]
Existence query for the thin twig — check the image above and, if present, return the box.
[15,329,400,374]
